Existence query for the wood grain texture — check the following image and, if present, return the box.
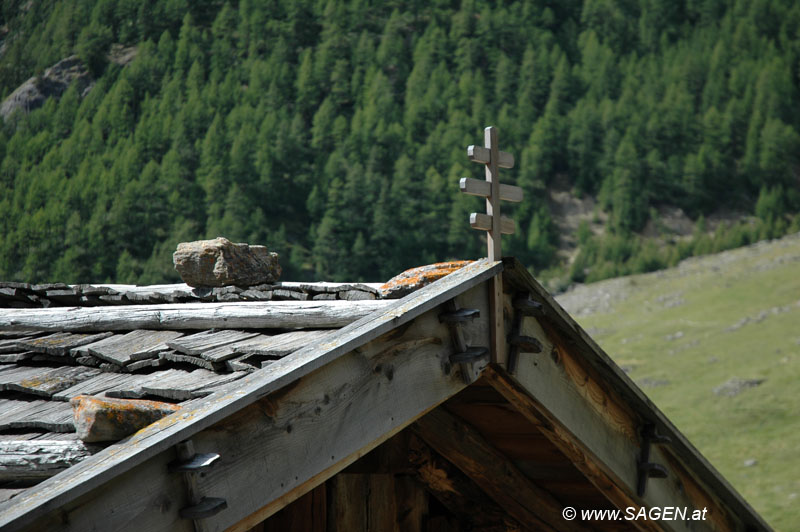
[87,330,184,365]
[413,408,587,532]
[0,440,101,481]
[0,399,74,432]
[210,308,470,532]
[0,301,394,332]
[500,258,769,532]
[459,178,523,202]
[468,213,515,234]
[407,434,519,532]
[0,260,500,532]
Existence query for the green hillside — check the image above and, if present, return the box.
[0,0,799,284]
[557,231,800,531]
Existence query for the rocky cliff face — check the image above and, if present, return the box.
[0,55,94,121]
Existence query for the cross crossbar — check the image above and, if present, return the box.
[463,126,521,261]
[459,178,523,203]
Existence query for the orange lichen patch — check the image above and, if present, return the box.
[70,395,181,443]
[380,261,474,299]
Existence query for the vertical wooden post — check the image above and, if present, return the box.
[465,126,520,368]
[485,127,505,367]
[484,127,502,262]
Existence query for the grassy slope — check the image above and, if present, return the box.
[556,232,800,531]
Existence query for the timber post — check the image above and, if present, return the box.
[463,126,522,368]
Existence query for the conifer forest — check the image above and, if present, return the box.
[0,0,798,284]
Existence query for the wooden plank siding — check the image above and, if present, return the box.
[0,260,500,532]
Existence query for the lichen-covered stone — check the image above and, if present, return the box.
[70,395,181,442]
[173,237,281,287]
[380,261,474,299]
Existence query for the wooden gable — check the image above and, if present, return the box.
[0,259,769,532]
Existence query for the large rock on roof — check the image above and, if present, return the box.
[71,395,181,443]
[380,260,473,299]
[173,237,281,288]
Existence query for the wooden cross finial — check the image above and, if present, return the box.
[461,126,523,369]
[462,126,522,261]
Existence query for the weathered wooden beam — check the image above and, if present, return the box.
[485,353,733,532]
[413,408,588,532]
[466,145,515,168]
[0,441,101,482]
[0,300,393,332]
[407,434,520,532]
[469,213,515,235]
[459,178,523,203]
[500,257,770,532]
[0,262,499,532]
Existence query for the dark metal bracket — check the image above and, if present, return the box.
[439,300,485,383]
[637,424,672,497]
[507,293,546,373]
[171,440,227,529]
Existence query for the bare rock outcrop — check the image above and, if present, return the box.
[173,237,282,288]
[0,55,94,121]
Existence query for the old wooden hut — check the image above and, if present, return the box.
[0,258,769,531]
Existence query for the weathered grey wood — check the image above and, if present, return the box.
[0,352,35,363]
[468,212,515,234]
[239,289,272,301]
[466,145,514,168]
[102,372,180,400]
[200,307,470,532]
[232,330,333,358]
[272,289,308,301]
[488,345,732,532]
[500,258,771,532]
[4,366,102,398]
[53,372,146,401]
[278,281,380,295]
[166,330,260,358]
[86,330,185,366]
[0,489,26,504]
[0,260,500,532]
[407,434,519,531]
[458,177,523,202]
[414,408,586,532]
[0,440,101,481]
[0,300,393,332]
[124,357,168,372]
[339,290,376,301]
[16,332,113,356]
[0,400,74,432]
[160,351,223,371]
[137,369,244,401]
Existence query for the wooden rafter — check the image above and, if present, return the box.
[413,407,590,532]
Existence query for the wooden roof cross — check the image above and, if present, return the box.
[461,126,523,368]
